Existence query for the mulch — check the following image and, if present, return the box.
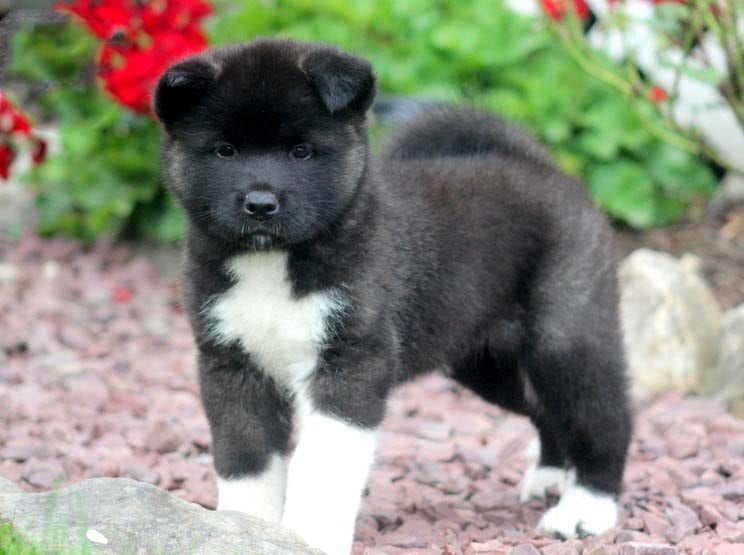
[1,233,743,555]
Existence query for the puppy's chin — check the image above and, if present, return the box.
[246,232,280,251]
[188,217,284,251]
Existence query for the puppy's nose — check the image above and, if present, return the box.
[244,190,279,220]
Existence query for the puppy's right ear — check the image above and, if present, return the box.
[303,47,376,116]
[153,59,216,129]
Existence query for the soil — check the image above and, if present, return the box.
[0,216,743,554]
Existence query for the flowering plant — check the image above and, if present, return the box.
[6,1,212,241]
[57,0,211,115]
[539,0,744,174]
[0,91,47,181]
[7,0,723,238]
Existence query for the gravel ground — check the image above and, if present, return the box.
[1,234,744,555]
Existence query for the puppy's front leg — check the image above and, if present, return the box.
[282,407,376,555]
[281,350,392,555]
[199,345,293,523]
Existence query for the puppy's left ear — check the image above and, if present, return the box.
[303,47,376,115]
[153,58,217,129]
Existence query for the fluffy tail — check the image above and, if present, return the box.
[379,105,553,166]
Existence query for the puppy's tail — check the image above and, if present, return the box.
[379,105,553,166]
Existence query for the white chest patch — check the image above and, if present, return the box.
[207,251,345,391]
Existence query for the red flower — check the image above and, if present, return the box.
[111,285,134,303]
[0,93,32,137]
[56,0,212,115]
[98,26,208,114]
[31,138,47,165]
[541,0,590,21]
[649,86,668,103]
[0,143,15,180]
[9,112,32,136]
[0,91,45,180]
[56,0,135,40]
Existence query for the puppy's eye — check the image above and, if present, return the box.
[290,144,313,160]
[215,144,236,158]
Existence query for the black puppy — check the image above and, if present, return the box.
[153,38,631,554]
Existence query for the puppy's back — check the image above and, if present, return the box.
[380,106,553,167]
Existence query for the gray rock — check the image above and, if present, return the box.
[0,477,23,494]
[0,477,321,554]
[710,172,744,215]
[619,249,722,396]
[704,303,744,414]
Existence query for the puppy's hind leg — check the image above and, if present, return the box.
[520,419,575,502]
[450,338,573,502]
[523,302,631,538]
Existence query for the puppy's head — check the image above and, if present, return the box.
[153,38,376,249]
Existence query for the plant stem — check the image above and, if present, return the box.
[543,1,742,172]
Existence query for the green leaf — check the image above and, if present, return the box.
[586,161,659,228]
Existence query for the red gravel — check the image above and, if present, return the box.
[1,234,744,555]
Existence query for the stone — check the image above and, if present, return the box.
[0,477,320,554]
[664,500,701,543]
[699,504,726,526]
[0,444,49,462]
[679,532,719,551]
[144,420,183,454]
[704,303,744,415]
[618,542,676,555]
[509,544,541,555]
[715,545,744,555]
[542,541,584,554]
[721,480,744,500]
[0,477,23,494]
[619,249,722,396]
[23,461,66,490]
[470,490,513,512]
[467,539,509,553]
[641,512,669,537]
[710,172,744,214]
[716,520,744,542]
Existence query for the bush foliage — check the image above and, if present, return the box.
[10,0,717,240]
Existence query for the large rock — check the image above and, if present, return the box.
[0,477,321,554]
[619,249,722,396]
[704,303,744,416]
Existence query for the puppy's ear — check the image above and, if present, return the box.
[153,59,216,128]
[303,47,376,115]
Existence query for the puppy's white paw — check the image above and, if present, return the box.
[537,484,618,538]
[520,464,575,502]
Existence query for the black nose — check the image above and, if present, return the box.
[244,191,279,220]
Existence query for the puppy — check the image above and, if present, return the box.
[153,38,631,555]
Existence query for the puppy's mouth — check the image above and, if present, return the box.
[247,231,277,249]
[237,222,286,250]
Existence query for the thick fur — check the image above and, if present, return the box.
[154,38,632,552]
